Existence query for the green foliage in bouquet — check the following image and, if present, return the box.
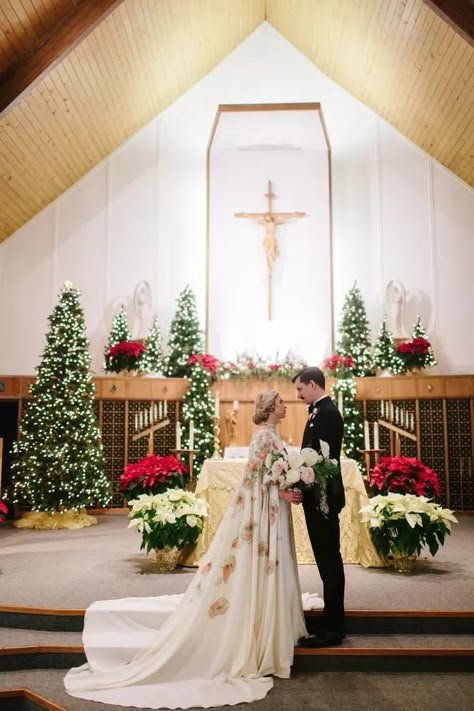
[128,490,208,552]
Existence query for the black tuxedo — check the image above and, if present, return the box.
[301,396,345,635]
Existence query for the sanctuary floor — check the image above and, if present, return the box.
[0,512,472,611]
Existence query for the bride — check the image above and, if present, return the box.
[65,390,307,708]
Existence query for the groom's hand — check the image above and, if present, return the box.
[280,489,303,505]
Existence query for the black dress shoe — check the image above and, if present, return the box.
[298,631,344,648]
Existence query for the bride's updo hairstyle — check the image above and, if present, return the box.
[252,390,279,425]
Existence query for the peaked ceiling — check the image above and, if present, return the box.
[0,0,472,243]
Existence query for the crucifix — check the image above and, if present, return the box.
[235,180,305,319]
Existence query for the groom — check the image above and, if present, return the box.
[292,366,346,647]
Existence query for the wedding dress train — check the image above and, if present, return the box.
[65,424,308,708]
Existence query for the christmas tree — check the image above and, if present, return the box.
[104,306,131,372]
[166,286,203,377]
[10,282,111,513]
[373,318,403,373]
[181,362,215,471]
[412,315,437,368]
[337,283,374,376]
[140,316,164,374]
[330,378,364,467]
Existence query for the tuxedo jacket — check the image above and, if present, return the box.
[301,396,345,513]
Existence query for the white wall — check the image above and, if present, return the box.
[0,23,472,374]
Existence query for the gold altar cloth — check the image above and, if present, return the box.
[180,457,385,568]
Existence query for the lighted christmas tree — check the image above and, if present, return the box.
[140,316,164,374]
[166,286,204,377]
[330,378,363,467]
[181,361,215,471]
[104,306,131,372]
[337,283,374,376]
[373,318,403,373]
[412,315,437,368]
[10,283,111,513]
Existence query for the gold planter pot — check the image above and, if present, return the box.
[154,546,181,571]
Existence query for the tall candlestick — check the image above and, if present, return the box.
[232,400,239,411]
[364,420,370,449]
[214,391,220,417]
[337,391,343,415]
[373,422,379,450]
[189,420,194,450]
[176,422,181,450]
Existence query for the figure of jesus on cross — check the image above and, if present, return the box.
[235,180,305,319]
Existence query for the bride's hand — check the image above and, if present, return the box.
[279,489,303,505]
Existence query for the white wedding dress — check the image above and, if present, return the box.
[65,424,308,708]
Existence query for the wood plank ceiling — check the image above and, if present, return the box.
[0,0,472,243]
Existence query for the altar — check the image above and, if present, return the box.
[181,457,385,568]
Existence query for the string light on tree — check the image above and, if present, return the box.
[373,318,404,374]
[104,305,131,372]
[140,316,164,374]
[165,286,203,378]
[10,282,111,513]
[331,377,364,469]
[412,315,437,368]
[337,283,374,377]
[181,362,215,470]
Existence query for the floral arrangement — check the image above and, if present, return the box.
[119,453,188,500]
[128,489,208,552]
[320,353,355,378]
[263,442,338,516]
[359,493,457,559]
[217,351,307,381]
[396,337,432,372]
[0,500,8,520]
[370,456,440,498]
[188,353,220,376]
[105,340,145,373]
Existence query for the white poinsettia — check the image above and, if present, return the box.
[186,515,198,528]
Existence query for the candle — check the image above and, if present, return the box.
[337,391,343,415]
[134,414,138,431]
[232,400,239,411]
[373,422,379,450]
[214,391,220,417]
[410,413,414,430]
[139,411,143,429]
[164,400,168,417]
[159,401,163,419]
[149,405,153,424]
[189,420,194,450]
[390,403,394,421]
[176,422,181,450]
[154,403,158,421]
[364,420,370,450]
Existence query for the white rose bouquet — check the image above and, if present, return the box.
[263,442,338,515]
[128,489,209,553]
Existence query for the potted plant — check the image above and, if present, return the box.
[119,453,188,500]
[396,336,433,374]
[320,353,355,379]
[370,456,440,498]
[360,493,457,572]
[128,489,208,570]
[0,500,8,520]
[105,340,145,374]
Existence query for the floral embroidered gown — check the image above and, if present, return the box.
[65,424,307,709]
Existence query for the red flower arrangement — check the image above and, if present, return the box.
[396,337,431,371]
[0,500,8,519]
[370,455,440,498]
[188,353,220,375]
[321,353,355,378]
[119,453,189,500]
[105,340,145,373]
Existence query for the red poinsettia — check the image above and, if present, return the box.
[0,500,8,519]
[397,337,431,370]
[321,353,355,377]
[370,456,440,498]
[105,340,145,373]
[188,353,220,374]
[120,453,188,500]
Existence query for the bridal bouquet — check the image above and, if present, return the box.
[263,443,338,515]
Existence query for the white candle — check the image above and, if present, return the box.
[189,420,194,450]
[214,391,220,417]
[233,400,239,411]
[373,422,379,450]
[176,422,181,450]
[149,405,153,424]
[154,403,158,420]
[139,411,143,429]
[364,420,370,449]
[390,403,394,421]
[337,391,343,415]
[134,414,138,431]
[410,413,414,430]
[159,401,163,419]
[164,400,168,417]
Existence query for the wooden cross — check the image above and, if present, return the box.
[235,180,305,319]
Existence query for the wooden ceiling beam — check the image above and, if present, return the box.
[0,0,125,117]
[423,1,474,45]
